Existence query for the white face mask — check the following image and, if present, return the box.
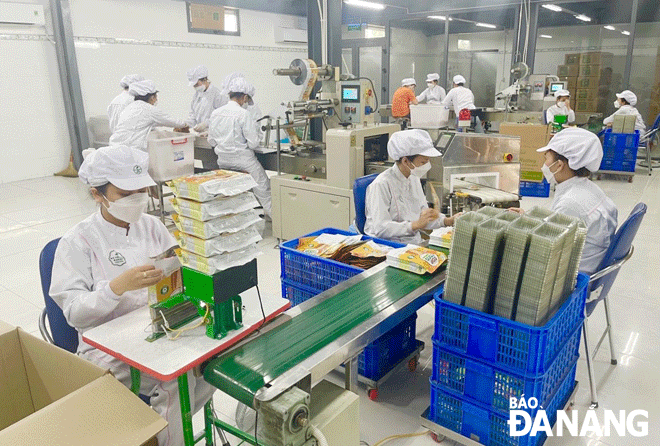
[541,160,559,185]
[409,160,432,177]
[427,82,434,88]
[102,192,149,224]
[557,101,567,109]
[152,100,159,107]
[614,100,621,109]
[195,84,206,93]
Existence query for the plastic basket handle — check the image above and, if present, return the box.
[171,138,188,145]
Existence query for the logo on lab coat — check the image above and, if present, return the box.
[133,165,142,174]
[108,250,127,266]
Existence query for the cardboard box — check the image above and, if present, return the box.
[565,53,581,66]
[611,115,626,133]
[557,65,579,78]
[575,99,599,112]
[579,64,603,78]
[188,3,225,31]
[0,323,166,445]
[499,123,551,182]
[577,77,600,89]
[559,76,578,91]
[579,52,613,66]
[623,115,637,133]
[575,88,599,101]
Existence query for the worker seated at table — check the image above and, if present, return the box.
[365,129,459,245]
[185,65,223,133]
[50,146,214,446]
[107,74,144,133]
[511,128,617,275]
[417,73,446,104]
[392,78,419,125]
[110,79,189,151]
[442,75,483,133]
[546,89,575,125]
[603,90,646,132]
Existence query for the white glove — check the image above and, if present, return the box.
[193,122,209,132]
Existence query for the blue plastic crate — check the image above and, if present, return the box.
[600,130,640,172]
[519,180,550,198]
[434,273,588,375]
[281,279,322,307]
[429,362,577,446]
[431,325,580,414]
[360,313,418,381]
[280,227,404,291]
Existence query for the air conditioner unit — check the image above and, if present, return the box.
[275,27,307,44]
[0,2,45,26]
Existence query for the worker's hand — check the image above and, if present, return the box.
[412,208,439,231]
[605,122,613,128]
[444,212,463,226]
[507,207,525,215]
[193,122,208,133]
[109,265,163,296]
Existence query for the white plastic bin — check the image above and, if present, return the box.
[147,130,195,182]
[410,104,449,129]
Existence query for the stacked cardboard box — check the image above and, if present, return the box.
[558,52,613,113]
[649,47,660,123]
[558,54,581,109]
[499,123,552,183]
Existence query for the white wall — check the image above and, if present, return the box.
[0,0,307,183]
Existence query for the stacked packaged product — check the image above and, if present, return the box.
[169,170,263,275]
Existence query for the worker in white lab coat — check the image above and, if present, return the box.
[511,128,618,275]
[185,65,223,133]
[208,77,271,217]
[107,74,144,133]
[110,79,189,151]
[545,89,576,125]
[218,71,245,107]
[603,90,646,132]
[50,145,214,446]
[364,129,459,244]
[442,75,482,132]
[218,72,265,141]
[416,73,446,104]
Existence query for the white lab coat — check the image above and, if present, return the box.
[551,176,618,275]
[186,84,223,128]
[107,90,134,133]
[364,165,446,244]
[603,105,646,132]
[50,211,214,446]
[209,101,271,216]
[110,101,187,151]
[441,86,476,115]
[417,85,446,104]
[546,104,576,124]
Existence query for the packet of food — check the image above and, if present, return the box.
[386,245,448,275]
[172,210,262,239]
[170,170,258,202]
[350,240,392,258]
[176,226,262,257]
[177,244,261,275]
[171,192,259,221]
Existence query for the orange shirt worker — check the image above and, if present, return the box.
[392,78,419,118]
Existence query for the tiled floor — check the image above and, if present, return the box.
[0,171,657,445]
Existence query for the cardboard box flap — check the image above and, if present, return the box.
[18,329,106,412]
[0,374,167,446]
[0,320,14,335]
[0,328,35,430]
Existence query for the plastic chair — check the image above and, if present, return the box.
[38,238,151,405]
[353,174,379,234]
[582,202,647,408]
[638,112,660,174]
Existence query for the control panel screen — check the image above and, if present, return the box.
[436,133,453,150]
[342,86,360,103]
[550,82,566,93]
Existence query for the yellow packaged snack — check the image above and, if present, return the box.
[386,245,448,275]
[170,170,258,202]
[350,241,390,258]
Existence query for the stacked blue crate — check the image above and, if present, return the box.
[600,129,640,172]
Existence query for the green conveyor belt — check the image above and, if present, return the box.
[204,265,440,407]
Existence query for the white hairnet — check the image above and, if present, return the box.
[453,75,466,85]
[187,65,209,86]
[616,90,637,106]
[119,74,144,89]
[554,89,571,98]
[228,77,255,104]
[537,127,603,172]
[128,80,157,97]
[387,129,441,161]
[222,72,245,91]
[426,73,440,82]
[79,145,156,190]
[401,78,416,86]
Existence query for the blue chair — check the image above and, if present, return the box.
[353,174,379,234]
[638,112,660,174]
[582,202,647,408]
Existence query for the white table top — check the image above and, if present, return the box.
[82,289,290,381]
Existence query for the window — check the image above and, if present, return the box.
[187,2,240,36]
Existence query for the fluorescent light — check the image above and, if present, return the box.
[622,30,631,35]
[575,14,592,22]
[541,4,562,12]
[476,22,497,29]
[343,0,385,10]
[428,15,452,21]
[604,25,616,30]
[540,34,552,39]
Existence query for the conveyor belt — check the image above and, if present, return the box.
[204,266,438,407]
